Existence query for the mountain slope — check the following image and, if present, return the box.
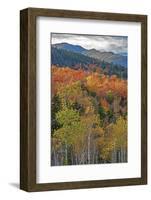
[53,42,86,54]
[52,42,127,67]
[51,47,100,69]
[83,49,127,67]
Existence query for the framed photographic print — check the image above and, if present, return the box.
[20,8,147,191]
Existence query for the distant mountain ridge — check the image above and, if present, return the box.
[53,42,86,54]
[52,42,127,67]
[83,48,127,67]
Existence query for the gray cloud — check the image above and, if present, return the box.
[51,33,127,54]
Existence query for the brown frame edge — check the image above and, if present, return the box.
[20,7,147,192]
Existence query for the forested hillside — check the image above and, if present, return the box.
[51,46,127,79]
[51,66,127,166]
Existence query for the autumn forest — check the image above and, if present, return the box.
[51,34,128,166]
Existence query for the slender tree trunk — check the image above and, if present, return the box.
[87,132,91,164]
[65,142,68,165]
[53,149,57,165]
[111,143,116,163]
[71,151,74,165]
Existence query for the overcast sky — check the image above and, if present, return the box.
[51,33,128,54]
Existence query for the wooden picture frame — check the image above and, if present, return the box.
[20,7,147,192]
